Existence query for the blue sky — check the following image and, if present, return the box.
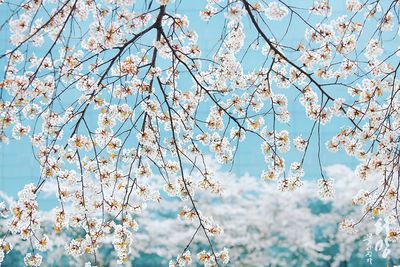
[0,0,388,197]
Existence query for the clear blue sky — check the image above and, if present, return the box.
[1,0,385,197]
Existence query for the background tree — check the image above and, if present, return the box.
[1,163,399,266]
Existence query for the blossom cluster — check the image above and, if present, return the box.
[0,0,399,265]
